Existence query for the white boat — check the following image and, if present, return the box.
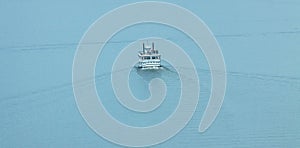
[138,42,161,69]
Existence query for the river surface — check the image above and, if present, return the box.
[0,0,299,147]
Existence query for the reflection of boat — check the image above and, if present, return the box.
[138,42,161,69]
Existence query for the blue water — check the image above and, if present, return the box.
[1,0,300,147]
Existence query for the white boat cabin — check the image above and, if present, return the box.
[138,42,161,69]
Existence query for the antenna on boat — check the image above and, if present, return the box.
[143,43,145,53]
[152,42,154,50]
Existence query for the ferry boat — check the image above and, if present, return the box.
[138,42,161,69]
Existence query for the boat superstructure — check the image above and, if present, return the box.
[138,42,161,69]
